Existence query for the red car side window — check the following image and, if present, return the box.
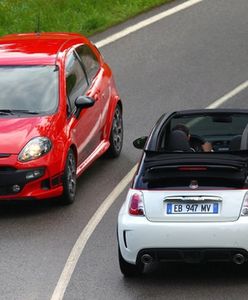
[75,45,100,84]
[65,52,88,112]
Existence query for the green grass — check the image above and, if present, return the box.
[0,0,173,37]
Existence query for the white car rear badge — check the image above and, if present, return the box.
[189,180,198,189]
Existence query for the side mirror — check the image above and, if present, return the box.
[75,96,95,109]
[133,136,148,149]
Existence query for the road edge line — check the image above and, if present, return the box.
[95,0,203,48]
[206,80,248,108]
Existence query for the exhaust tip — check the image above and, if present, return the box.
[141,254,153,264]
[233,253,245,265]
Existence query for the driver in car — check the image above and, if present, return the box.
[172,124,213,152]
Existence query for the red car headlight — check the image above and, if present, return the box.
[18,137,52,162]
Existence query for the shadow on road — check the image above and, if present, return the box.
[120,262,248,300]
[143,261,248,280]
[0,198,62,219]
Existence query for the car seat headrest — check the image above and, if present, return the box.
[166,130,191,152]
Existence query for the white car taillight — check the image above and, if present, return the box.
[241,193,248,216]
[129,191,145,216]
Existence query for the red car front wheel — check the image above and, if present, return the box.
[59,149,77,205]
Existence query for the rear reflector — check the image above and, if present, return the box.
[241,192,248,216]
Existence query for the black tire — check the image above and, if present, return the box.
[118,247,144,277]
[106,105,123,158]
[59,149,77,205]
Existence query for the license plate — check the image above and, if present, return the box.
[166,203,219,214]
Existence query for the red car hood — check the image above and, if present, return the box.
[0,115,55,154]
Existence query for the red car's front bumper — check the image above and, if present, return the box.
[0,154,64,200]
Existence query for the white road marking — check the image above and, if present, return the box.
[50,164,138,300]
[51,1,248,299]
[206,80,248,108]
[95,0,203,48]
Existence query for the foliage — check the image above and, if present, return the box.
[0,0,173,36]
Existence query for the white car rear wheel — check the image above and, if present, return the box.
[118,246,144,277]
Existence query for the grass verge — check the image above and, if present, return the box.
[0,0,174,37]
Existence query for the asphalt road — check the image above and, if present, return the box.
[1,0,248,299]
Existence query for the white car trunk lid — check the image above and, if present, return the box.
[143,189,247,222]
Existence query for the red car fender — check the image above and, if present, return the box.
[55,137,78,174]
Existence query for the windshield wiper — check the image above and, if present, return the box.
[0,109,39,115]
[0,109,14,115]
[13,109,39,115]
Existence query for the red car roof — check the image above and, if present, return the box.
[0,32,88,65]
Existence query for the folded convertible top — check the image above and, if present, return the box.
[142,152,248,188]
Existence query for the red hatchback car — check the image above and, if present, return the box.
[0,32,123,204]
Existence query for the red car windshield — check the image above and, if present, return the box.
[0,66,58,115]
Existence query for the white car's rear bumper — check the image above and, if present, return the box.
[118,213,248,264]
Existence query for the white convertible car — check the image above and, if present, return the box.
[118,109,248,276]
